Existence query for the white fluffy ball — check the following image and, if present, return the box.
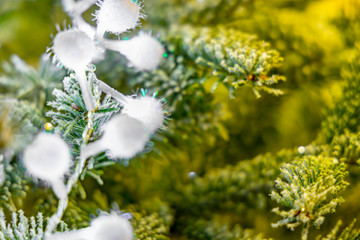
[119,34,165,71]
[23,133,71,181]
[89,214,133,240]
[95,0,141,35]
[123,96,164,134]
[53,29,95,70]
[102,114,149,159]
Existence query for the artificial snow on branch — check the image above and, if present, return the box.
[50,0,164,111]
[14,0,168,238]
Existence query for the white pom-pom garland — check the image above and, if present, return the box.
[52,29,96,111]
[101,114,150,159]
[95,0,143,36]
[53,29,95,70]
[81,114,150,161]
[24,133,71,181]
[46,212,133,240]
[105,34,164,71]
[89,213,133,240]
[23,133,71,199]
[120,34,165,70]
[122,95,164,134]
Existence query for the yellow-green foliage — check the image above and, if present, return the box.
[317,220,360,240]
[319,52,360,143]
[1,0,360,239]
[271,156,348,235]
[165,25,285,98]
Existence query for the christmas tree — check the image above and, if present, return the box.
[0,0,360,239]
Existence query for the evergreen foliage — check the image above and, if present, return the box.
[0,209,67,240]
[270,156,348,239]
[0,0,360,239]
[317,220,360,240]
[164,25,285,98]
[0,55,65,109]
[181,218,267,240]
[319,51,360,143]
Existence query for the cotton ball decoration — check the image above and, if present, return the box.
[122,95,164,134]
[102,114,149,159]
[23,133,71,199]
[52,29,95,111]
[95,0,143,36]
[46,213,133,240]
[111,34,165,71]
[52,29,95,70]
[89,214,133,240]
[81,114,150,161]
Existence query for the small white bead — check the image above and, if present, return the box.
[188,172,197,179]
[297,146,306,154]
[53,29,95,70]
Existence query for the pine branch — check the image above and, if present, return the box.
[0,55,65,110]
[0,99,43,153]
[0,99,43,211]
[46,70,121,170]
[131,210,170,240]
[181,217,268,240]
[316,220,360,240]
[0,209,67,240]
[270,156,348,240]
[173,149,297,215]
[130,54,215,118]
[327,132,360,166]
[164,25,285,98]
[320,50,360,143]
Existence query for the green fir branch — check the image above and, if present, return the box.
[46,70,121,172]
[0,55,65,110]
[165,25,285,98]
[0,99,42,152]
[174,149,297,215]
[181,218,268,240]
[316,220,360,240]
[319,50,360,143]
[271,156,348,240]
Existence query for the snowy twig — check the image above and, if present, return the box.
[45,110,96,235]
